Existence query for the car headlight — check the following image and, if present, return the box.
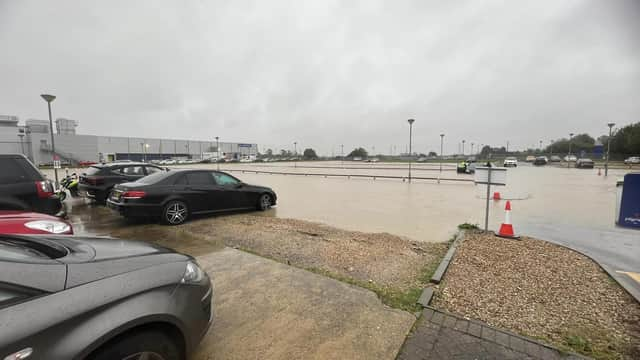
[181,261,205,284]
[24,220,71,234]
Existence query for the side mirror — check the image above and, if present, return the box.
[235,183,244,189]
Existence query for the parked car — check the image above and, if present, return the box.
[0,210,73,234]
[107,169,277,225]
[503,157,518,167]
[563,154,577,162]
[533,156,548,166]
[0,154,62,216]
[576,158,595,169]
[549,155,562,162]
[525,155,536,162]
[624,156,640,165]
[78,162,166,203]
[0,234,212,359]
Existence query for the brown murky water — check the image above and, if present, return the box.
[46,161,631,243]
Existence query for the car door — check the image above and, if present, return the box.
[211,172,254,208]
[183,172,225,213]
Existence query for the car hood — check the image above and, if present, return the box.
[45,236,189,288]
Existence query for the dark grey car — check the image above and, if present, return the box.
[0,235,212,360]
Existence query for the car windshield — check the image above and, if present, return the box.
[83,166,102,175]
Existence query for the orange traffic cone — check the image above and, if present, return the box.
[497,201,519,239]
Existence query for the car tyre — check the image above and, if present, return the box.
[257,193,272,211]
[87,329,182,360]
[163,200,189,225]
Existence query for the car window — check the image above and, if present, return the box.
[213,172,240,186]
[185,172,215,185]
[0,158,32,184]
[174,175,188,185]
[119,166,144,176]
[136,170,173,184]
[84,166,102,176]
[145,166,161,175]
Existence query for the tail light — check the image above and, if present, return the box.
[85,176,104,186]
[35,181,54,198]
[122,190,146,199]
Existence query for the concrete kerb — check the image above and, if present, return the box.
[415,230,466,307]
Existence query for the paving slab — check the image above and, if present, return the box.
[398,308,588,360]
[193,248,415,360]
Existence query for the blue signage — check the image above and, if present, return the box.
[618,173,640,229]
[238,143,253,148]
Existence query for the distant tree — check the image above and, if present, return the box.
[266,149,273,156]
[480,145,492,157]
[610,122,640,155]
[303,148,318,159]
[428,151,437,157]
[348,147,368,158]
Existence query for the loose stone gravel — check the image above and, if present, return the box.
[432,230,640,359]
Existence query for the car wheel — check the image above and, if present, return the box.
[88,330,182,360]
[163,200,189,225]
[257,193,272,211]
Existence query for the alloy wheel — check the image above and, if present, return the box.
[165,202,187,224]
[122,351,166,360]
[260,194,271,210]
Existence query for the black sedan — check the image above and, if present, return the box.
[79,162,166,203]
[107,169,277,225]
[0,234,212,360]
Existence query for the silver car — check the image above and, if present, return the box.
[0,235,212,360]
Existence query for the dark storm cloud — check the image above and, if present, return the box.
[1,0,639,155]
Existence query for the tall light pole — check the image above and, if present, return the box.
[341,144,344,167]
[18,133,25,156]
[294,142,297,168]
[407,119,415,183]
[539,140,543,153]
[439,133,445,179]
[215,136,220,170]
[462,140,466,156]
[568,133,574,169]
[471,142,475,156]
[40,94,59,189]
[605,123,615,176]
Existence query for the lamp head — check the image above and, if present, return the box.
[407,118,415,125]
[40,94,56,103]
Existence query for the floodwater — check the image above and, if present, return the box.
[163,161,634,242]
[45,161,633,243]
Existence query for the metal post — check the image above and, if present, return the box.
[45,101,59,189]
[127,137,131,160]
[216,136,220,171]
[568,133,574,169]
[484,168,492,231]
[341,144,344,168]
[294,142,297,168]
[18,133,25,156]
[407,119,415,183]
[439,134,444,182]
[605,123,615,176]
[462,140,466,156]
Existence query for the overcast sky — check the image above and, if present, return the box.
[1,0,639,155]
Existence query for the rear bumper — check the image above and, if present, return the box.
[106,199,162,218]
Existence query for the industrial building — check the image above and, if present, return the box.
[0,115,257,165]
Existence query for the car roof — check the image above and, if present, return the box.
[94,162,155,167]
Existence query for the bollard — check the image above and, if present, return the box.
[493,192,501,200]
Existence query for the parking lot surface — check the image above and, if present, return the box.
[66,201,414,359]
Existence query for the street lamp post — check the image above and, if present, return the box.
[40,94,59,189]
[568,133,574,169]
[215,136,220,171]
[341,144,344,168]
[407,119,415,183]
[605,123,615,176]
[439,133,444,181]
[462,140,466,156]
[294,142,298,168]
[18,133,25,156]
[539,140,543,153]
[471,142,474,156]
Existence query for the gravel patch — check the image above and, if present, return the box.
[109,213,447,292]
[183,214,447,291]
[432,230,640,359]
